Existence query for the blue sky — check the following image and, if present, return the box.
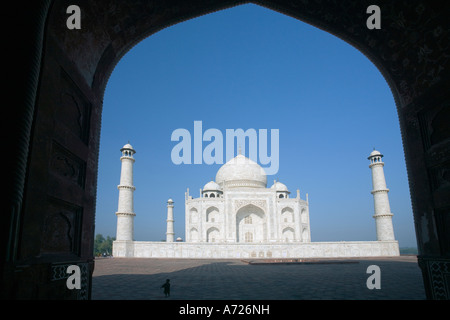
[96,4,417,247]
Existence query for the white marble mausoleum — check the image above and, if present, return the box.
[112,144,399,258]
[184,153,311,244]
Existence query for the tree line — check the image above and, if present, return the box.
[94,234,115,256]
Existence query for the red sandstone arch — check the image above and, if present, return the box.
[3,0,449,299]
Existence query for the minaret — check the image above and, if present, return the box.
[115,143,136,241]
[166,199,174,242]
[368,149,395,241]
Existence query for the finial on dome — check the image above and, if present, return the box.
[238,145,242,155]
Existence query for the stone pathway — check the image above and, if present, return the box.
[91,255,425,300]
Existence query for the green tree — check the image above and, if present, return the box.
[94,234,115,256]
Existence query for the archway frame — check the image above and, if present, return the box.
[3,0,449,299]
[206,227,221,243]
[236,204,267,243]
[206,206,220,223]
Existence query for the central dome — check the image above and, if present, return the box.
[215,154,267,188]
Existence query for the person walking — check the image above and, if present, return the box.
[161,279,170,297]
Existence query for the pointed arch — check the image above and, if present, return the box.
[281,207,294,223]
[282,227,295,242]
[10,0,448,299]
[206,206,220,223]
[301,208,308,224]
[236,204,266,243]
[207,227,220,242]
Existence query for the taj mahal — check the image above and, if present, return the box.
[113,143,399,258]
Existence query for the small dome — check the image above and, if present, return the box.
[368,149,383,159]
[121,143,135,152]
[271,181,289,192]
[167,198,174,203]
[203,180,221,191]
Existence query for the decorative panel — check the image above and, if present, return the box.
[41,197,82,256]
[419,257,450,300]
[58,68,91,144]
[50,142,86,188]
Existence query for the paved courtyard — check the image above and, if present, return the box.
[91,255,426,300]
